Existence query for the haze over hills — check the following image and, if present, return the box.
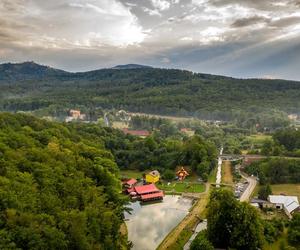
[112,64,153,70]
[0,62,299,121]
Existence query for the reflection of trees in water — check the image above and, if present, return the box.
[125,196,193,250]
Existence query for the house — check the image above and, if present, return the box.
[122,128,150,138]
[268,195,300,218]
[69,109,81,118]
[131,183,164,202]
[134,183,159,195]
[288,114,298,121]
[250,198,274,209]
[65,109,86,122]
[123,178,137,189]
[145,170,160,183]
[140,191,164,202]
[176,167,189,181]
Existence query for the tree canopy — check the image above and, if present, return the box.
[0,63,299,125]
[0,113,128,249]
[206,189,264,250]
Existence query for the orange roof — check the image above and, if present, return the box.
[134,184,159,195]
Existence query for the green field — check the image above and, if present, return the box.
[120,169,145,179]
[157,182,205,193]
[269,184,300,200]
[246,134,272,143]
[253,184,300,200]
[208,167,217,183]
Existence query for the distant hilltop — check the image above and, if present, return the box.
[0,62,154,81]
[112,64,153,70]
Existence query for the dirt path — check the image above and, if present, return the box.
[222,161,234,184]
[157,183,210,250]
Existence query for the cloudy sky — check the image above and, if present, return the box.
[1,0,300,80]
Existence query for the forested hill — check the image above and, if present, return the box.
[0,112,129,249]
[1,62,300,119]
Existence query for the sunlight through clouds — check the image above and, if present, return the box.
[1,0,300,79]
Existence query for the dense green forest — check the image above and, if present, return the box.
[0,113,129,249]
[0,62,299,124]
[75,122,217,181]
[0,112,218,248]
[260,128,300,156]
[245,158,300,184]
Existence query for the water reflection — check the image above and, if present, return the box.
[125,195,193,250]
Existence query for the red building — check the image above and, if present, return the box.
[123,178,138,189]
[129,184,164,202]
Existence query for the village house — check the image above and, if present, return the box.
[122,178,138,189]
[250,198,274,209]
[129,183,164,202]
[145,170,160,183]
[65,109,86,122]
[268,195,300,219]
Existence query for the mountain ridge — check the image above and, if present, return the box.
[0,61,300,120]
[0,61,297,82]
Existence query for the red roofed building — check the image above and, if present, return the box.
[141,191,164,202]
[122,178,138,189]
[129,184,164,202]
[122,128,150,138]
[134,184,159,195]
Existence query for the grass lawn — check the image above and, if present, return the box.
[208,167,217,183]
[269,184,300,200]
[157,182,205,193]
[120,169,144,179]
[246,134,272,143]
[253,184,300,200]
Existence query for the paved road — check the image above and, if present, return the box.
[239,173,257,202]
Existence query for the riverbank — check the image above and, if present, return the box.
[157,183,210,250]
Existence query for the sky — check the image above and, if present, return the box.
[1,0,300,80]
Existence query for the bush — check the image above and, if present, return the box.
[163,169,175,181]
[191,230,214,250]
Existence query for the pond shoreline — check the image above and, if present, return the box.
[125,195,193,250]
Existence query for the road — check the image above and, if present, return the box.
[239,172,257,202]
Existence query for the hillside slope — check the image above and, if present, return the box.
[0,62,299,119]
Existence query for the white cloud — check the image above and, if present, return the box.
[0,0,146,48]
[1,0,300,79]
[151,0,171,11]
[142,7,162,16]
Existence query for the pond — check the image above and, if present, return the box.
[125,195,193,250]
